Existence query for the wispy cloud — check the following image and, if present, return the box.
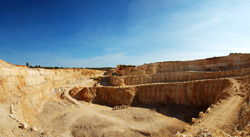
[3,0,250,67]
[67,0,250,67]
[103,47,118,52]
[52,49,230,68]
[48,0,250,67]
[53,53,130,68]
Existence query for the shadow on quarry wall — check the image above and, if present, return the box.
[99,77,112,86]
[235,76,250,131]
[132,104,208,123]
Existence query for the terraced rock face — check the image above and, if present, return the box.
[116,53,250,76]
[70,53,250,136]
[111,68,250,86]
[71,79,231,107]
[1,54,250,137]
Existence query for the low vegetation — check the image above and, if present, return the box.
[26,62,113,70]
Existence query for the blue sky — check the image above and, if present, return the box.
[0,0,250,67]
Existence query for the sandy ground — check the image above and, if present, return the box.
[0,103,39,137]
[179,78,246,136]
[1,77,248,137]
[35,79,187,137]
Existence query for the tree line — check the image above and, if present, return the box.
[26,62,79,69]
[26,62,113,70]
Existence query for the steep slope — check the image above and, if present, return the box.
[176,78,248,136]
[0,59,103,136]
[71,78,232,108]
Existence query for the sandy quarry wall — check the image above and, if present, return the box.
[111,68,250,86]
[117,54,250,76]
[71,79,231,108]
[0,59,103,125]
[238,77,250,130]
[238,96,250,131]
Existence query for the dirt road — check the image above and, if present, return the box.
[185,78,244,135]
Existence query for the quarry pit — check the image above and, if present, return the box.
[0,53,250,136]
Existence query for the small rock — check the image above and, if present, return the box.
[175,131,181,137]
[10,109,14,114]
[20,123,28,129]
[183,125,190,131]
[194,128,212,137]
[199,111,204,118]
[32,125,38,131]
[206,108,211,113]
[9,114,14,118]
[192,118,197,123]
[41,131,49,136]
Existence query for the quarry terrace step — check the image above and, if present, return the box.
[70,78,232,108]
[110,67,250,86]
[116,54,250,76]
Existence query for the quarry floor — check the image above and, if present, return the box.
[0,77,247,137]
[36,80,187,137]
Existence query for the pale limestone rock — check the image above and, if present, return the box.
[199,111,204,118]
[10,109,14,114]
[9,114,14,118]
[31,125,38,131]
[194,128,212,137]
[20,123,28,129]
[183,125,190,131]
[192,118,197,123]
[10,104,14,109]
[206,108,211,113]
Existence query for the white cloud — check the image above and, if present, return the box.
[51,49,234,68]
[51,0,250,68]
[103,47,118,52]
[54,53,130,68]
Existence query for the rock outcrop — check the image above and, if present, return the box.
[0,59,103,126]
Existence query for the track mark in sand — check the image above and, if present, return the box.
[61,79,149,136]
[61,80,186,137]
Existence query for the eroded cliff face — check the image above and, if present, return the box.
[70,86,136,106]
[0,59,103,126]
[116,54,250,76]
[70,79,232,108]
[2,53,250,136]
[236,76,250,131]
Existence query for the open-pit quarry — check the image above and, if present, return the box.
[1,53,250,137]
